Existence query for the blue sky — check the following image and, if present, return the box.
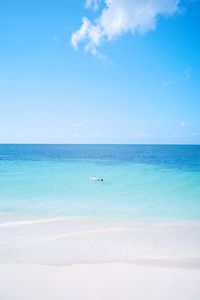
[0,0,199,144]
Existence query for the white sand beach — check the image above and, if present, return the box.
[0,216,200,299]
[1,262,200,300]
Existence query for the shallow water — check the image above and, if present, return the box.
[0,144,200,220]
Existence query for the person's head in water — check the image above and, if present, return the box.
[100,179,103,181]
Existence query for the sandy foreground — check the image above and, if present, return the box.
[0,262,200,300]
[1,216,200,299]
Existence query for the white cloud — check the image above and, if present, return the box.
[71,0,180,55]
[71,17,103,55]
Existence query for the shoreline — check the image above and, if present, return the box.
[1,211,200,223]
[1,215,200,267]
[1,214,200,299]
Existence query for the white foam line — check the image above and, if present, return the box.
[37,226,126,243]
[0,217,86,228]
[0,227,126,252]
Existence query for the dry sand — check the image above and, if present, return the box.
[0,262,200,300]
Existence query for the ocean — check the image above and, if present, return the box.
[0,144,200,221]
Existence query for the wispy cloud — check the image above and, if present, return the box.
[131,133,153,138]
[53,35,59,42]
[191,132,200,138]
[180,121,189,128]
[71,122,84,128]
[71,0,181,55]
[162,66,192,87]
[19,131,29,137]
[85,0,101,10]
[182,67,191,81]
[162,80,174,87]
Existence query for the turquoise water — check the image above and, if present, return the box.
[0,144,200,220]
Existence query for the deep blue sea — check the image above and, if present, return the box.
[0,144,200,220]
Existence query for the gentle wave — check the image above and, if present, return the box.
[0,216,87,228]
[0,226,126,252]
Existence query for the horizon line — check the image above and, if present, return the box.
[0,143,199,146]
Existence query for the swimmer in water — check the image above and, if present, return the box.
[90,176,103,182]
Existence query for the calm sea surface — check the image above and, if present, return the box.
[0,144,200,220]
